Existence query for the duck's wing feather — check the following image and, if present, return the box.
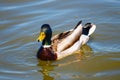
[51,29,73,41]
[52,20,83,52]
[51,30,73,52]
[51,20,82,41]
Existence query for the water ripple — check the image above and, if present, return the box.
[0,0,55,11]
[93,70,120,77]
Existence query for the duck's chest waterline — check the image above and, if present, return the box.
[37,47,57,60]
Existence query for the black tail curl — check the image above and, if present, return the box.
[74,20,82,29]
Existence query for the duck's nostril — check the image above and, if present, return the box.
[38,40,40,42]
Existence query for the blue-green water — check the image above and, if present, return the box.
[0,0,120,80]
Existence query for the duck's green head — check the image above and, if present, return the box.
[37,24,52,45]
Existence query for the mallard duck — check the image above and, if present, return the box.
[37,21,96,60]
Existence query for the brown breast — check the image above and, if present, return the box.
[37,47,57,60]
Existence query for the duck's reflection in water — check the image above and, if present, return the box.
[37,60,56,80]
[76,44,93,59]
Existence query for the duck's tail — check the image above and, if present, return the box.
[79,23,96,45]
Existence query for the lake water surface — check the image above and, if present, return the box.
[0,0,120,80]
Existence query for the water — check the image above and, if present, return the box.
[0,0,120,80]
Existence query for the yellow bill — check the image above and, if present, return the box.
[37,32,46,42]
